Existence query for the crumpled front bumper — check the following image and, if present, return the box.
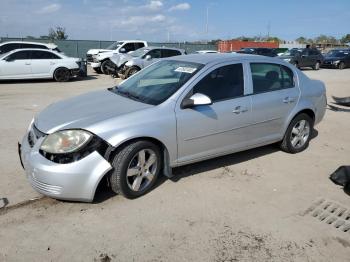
[19,130,112,202]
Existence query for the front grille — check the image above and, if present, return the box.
[86,54,93,62]
[28,125,46,148]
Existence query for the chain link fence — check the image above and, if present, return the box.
[0,37,217,58]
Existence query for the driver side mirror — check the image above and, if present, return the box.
[182,93,212,109]
[119,48,126,53]
[145,55,152,61]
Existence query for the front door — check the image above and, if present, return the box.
[175,63,252,164]
[0,50,32,79]
[30,50,60,77]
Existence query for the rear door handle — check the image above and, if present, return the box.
[232,106,248,114]
[283,97,296,104]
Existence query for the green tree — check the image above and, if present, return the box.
[341,34,350,44]
[48,26,68,40]
[296,37,307,44]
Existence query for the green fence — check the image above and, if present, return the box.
[0,37,217,58]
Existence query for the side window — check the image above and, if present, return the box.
[31,51,60,59]
[0,43,21,53]
[134,42,145,49]
[192,64,244,102]
[147,49,162,59]
[162,49,181,58]
[7,50,31,60]
[122,43,136,52]
[250,63,294,94]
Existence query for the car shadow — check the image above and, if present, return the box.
[93,128,319,203]
[0,76,97,84]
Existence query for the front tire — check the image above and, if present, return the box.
[101,60,111,75]
[126,66,140,78]
[53,67,70,82]
[313,61,320,70]
[110,141,161,199]
[280,113,314,154]
[339,62,345,70]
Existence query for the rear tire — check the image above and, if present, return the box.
[53,67,70,82]
[93,67,102,74]
[339,62,345,70]
[280,113,314,154]
[109,140,161,199]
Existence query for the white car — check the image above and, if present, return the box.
[0,41,60,54]
[195,50,219,54]
[0,49,80,82]
[87,40,148,73]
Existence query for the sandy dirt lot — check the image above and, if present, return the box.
[0,68,349,261]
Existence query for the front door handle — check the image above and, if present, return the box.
[232,106,248,114]
[283,97,296,104]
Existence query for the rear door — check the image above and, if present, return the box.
[30,50,61,77]
[0,50,32,79]
[248,62,300,143]
[175,62,252,163]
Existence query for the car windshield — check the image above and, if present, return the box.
[110,60,204,105]
[326,50,349,58]
[130,48,150,57]
[0,52,7,59]
[282,49,301,56]
[107,41,124,50]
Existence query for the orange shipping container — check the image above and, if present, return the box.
[218,40,278,52]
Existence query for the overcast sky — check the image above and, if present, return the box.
[0,0,349,41]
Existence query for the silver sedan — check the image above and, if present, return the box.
[19,54,327,201]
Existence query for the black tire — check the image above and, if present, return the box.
[339,62,345,70]
[280,113,314,154]
[101,60,111,75]
[93,67,102,74]
[313,61,320,70]
[53,67,70,82]
[110,140,162,199]
[126,66,140,78]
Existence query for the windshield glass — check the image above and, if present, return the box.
[282,49,301,56]
[107,41,124,50]
[130,48,150,57]
[326,50,349,58]
[0,53,7,59]
[110,60,204,105]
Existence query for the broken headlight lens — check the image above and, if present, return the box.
[40,130,92,154]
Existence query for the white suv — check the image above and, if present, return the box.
[0,41,60,54]
[0,49,80,82]
[87,40,148,73]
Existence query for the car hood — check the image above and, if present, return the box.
[87,49,112,55]
[110,53,132,67]
[35,89,153,134]
[324,56,344,61]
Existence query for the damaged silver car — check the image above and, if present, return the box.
[19,54,327,202]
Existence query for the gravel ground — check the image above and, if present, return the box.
[0,68,350,261]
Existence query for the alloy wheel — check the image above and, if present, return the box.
[290,119,310,149]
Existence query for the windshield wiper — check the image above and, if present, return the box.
[116,89,144,102]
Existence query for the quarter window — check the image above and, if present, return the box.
[250,63,294,94]
[162,49,181,58]
[192,64,244,102]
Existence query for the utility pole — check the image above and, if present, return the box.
[206,6,209,41]
[267,21,271,39]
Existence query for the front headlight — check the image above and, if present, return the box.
[333,60,340,64]
[40,130,92,154]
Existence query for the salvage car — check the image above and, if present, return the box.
[321,49,350,69]
[279,48,324,70]
[0,49,80,81]
[19,54,327,202]
[87,40,148,73]
[117,46,185,79]
[0,41,60,54]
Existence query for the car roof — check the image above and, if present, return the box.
[0,41,57,48]
[143,46,184,51]
[167,53,284,65]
